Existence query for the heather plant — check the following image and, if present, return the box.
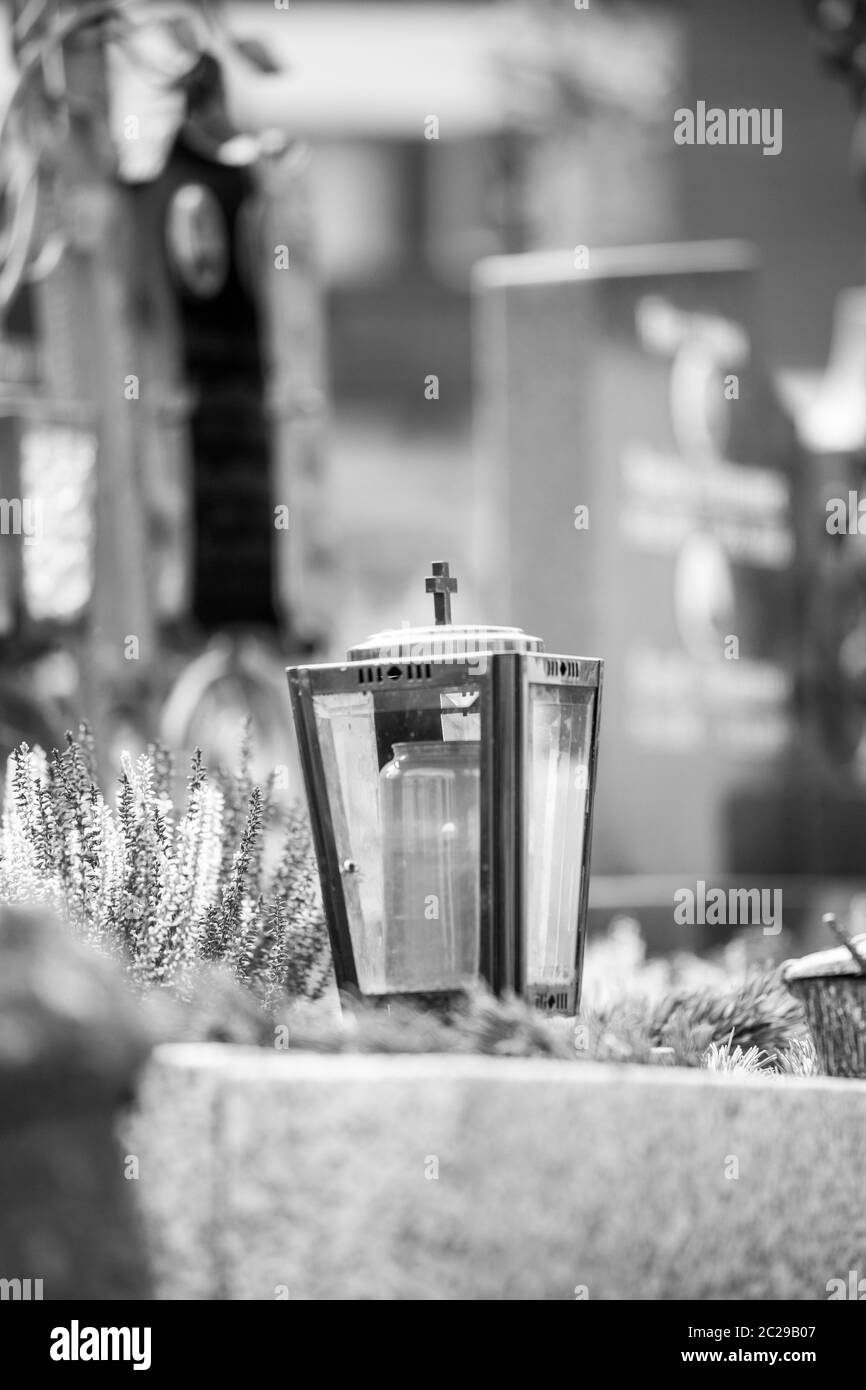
[0,724,331,1009]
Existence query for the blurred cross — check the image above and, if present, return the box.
[425,560,457,625]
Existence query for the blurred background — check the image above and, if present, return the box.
[3,0,866,961]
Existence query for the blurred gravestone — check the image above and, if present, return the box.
[473,241,801,878]
[0,907,153,1299]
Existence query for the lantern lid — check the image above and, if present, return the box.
[347,561,543,660]
[783,914,866,982]
[782,941,866,982]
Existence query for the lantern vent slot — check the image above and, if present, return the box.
[546,659,581,680]
[533,990,571,1013]
[356,662,435,685]
[357,666,383,685]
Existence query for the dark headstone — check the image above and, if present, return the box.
[473,241,801,878]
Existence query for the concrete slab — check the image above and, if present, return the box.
[132,1045,866,1300]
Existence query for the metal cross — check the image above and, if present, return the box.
[425,560,457,625]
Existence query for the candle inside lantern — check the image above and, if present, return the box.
[380,740,480,991]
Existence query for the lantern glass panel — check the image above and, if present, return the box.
[312,682,482,994]
[526,685,596,986]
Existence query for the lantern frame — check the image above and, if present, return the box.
[289,645,603,1014]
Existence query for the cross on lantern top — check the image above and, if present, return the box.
[425,561,457,625]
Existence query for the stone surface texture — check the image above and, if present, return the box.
[133,1045,866,1300]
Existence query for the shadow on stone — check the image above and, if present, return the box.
[0,906,154,1300]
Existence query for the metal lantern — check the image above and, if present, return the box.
[287,562,603,1014]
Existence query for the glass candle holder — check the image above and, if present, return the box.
[380,740,480,991]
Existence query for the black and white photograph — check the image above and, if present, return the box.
[0,0,865,1344]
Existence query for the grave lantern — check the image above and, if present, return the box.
[287,563,603,1014]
